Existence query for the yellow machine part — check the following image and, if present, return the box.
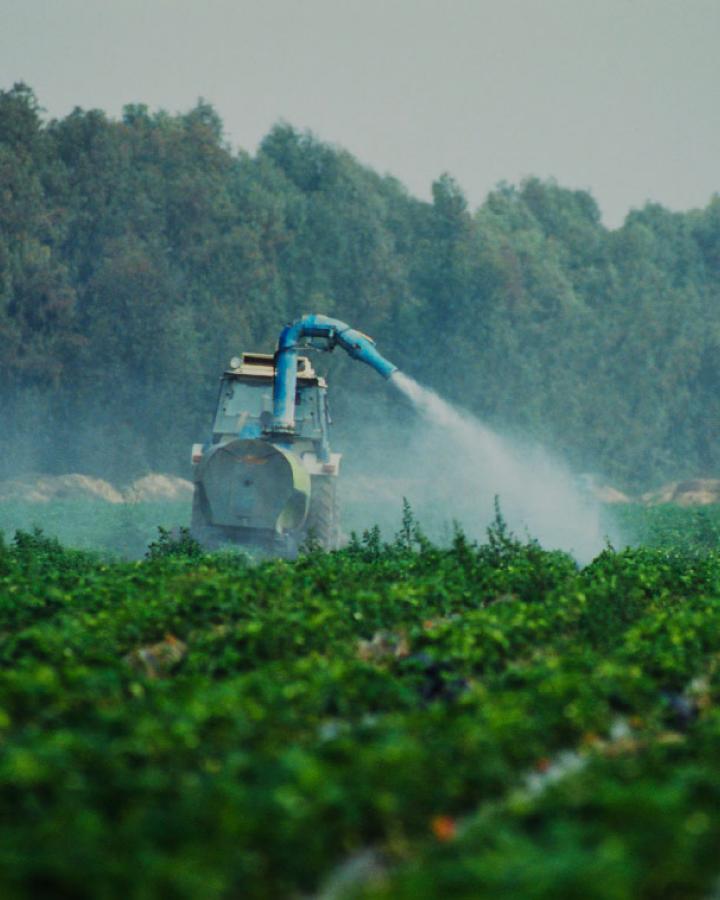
[198,439,310,533]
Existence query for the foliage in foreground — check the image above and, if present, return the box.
[2,515,720,897]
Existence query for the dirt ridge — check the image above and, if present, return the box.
[0,473,193,504]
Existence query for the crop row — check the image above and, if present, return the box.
[1,520,720,897]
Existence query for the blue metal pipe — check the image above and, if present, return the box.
[271,314,398,433]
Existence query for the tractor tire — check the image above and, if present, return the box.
[190,484,210,537]
[190,483,225,550]
[305,476,341,551]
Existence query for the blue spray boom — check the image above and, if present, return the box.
[272,314,398,433]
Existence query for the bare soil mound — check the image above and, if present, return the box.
[592,484,632,504]
[642,479,720,506]
[0,472,193,504]
[0,474,124,504]
[125,474,193,502]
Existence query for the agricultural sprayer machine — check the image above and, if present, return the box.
[191,315,397,555]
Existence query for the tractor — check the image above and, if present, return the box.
[190,315,397,556]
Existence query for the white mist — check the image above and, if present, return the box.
[388,371,610,563]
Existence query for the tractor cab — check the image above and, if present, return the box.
[209,353,330,451]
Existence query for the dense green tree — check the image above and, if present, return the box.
[2,85,720,489]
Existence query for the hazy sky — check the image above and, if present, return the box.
[1,0,718,227]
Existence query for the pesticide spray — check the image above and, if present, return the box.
[386,371,610,563]
[179,314,614,562]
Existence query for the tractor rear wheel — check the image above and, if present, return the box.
[305,476,340,550]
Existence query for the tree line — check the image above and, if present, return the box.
[1,83,719,489]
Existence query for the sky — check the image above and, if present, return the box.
[1,0,719,227]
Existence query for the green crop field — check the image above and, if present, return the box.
[0,499,191,560]
[2,504,720,898]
